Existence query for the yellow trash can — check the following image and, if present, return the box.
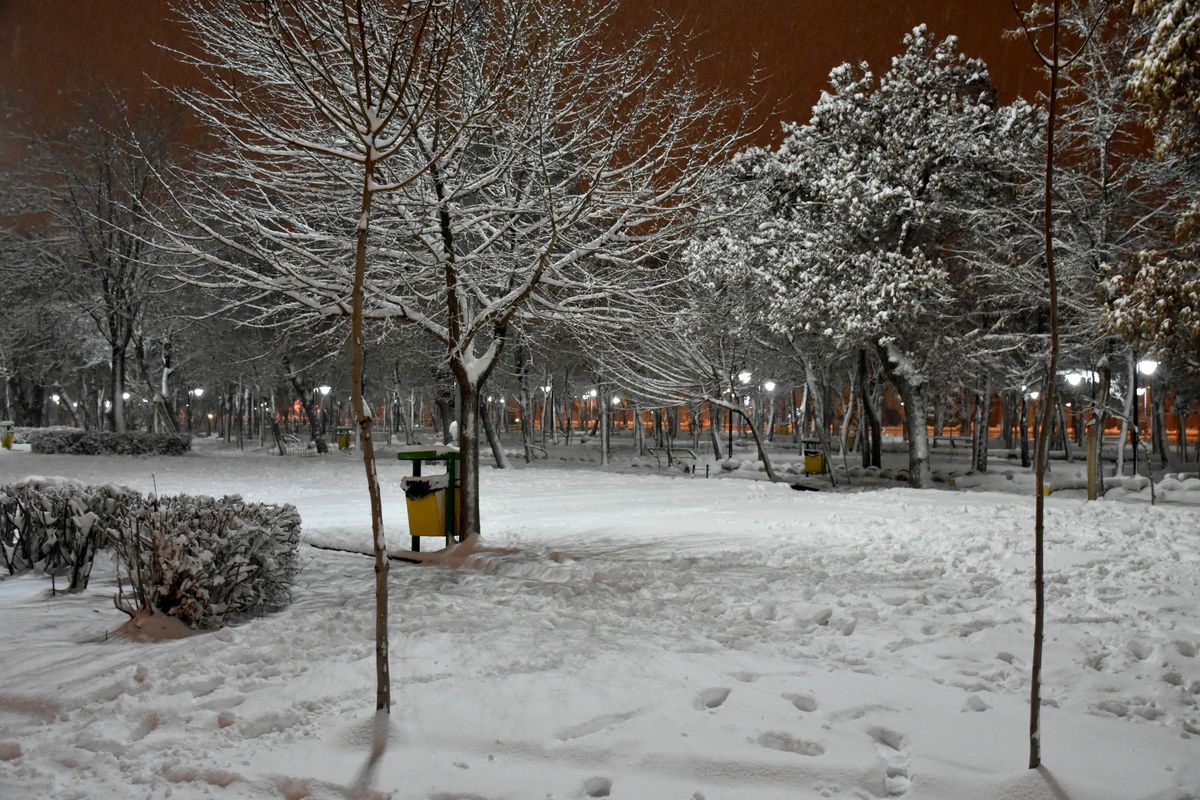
[0,421,13,450]
[402,474,448,536]
[804,448,825,475]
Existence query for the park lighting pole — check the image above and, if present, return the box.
[188,387,205,435]
[763,380,777,438]
[317,385,332,437]
[732,370,752,452]
[1128,362,1156,474]
[1064,372,1082,446]
[1132,358,1158,476]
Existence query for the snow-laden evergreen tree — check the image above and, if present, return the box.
[1108,0,1200,376]
[690,26,1039,487]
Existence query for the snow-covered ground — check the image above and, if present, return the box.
[2,444,1199,800]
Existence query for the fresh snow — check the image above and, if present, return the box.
[1,445,1199,799]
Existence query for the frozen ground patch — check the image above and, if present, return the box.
[1,449,1199,799]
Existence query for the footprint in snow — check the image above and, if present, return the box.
[696,687,731,710]
[866,726,911,797]
[783,692,818,713]
[757,731,826,757]
[1126,639,1153,661]
[583,776,612,797]
[962,693,990,712]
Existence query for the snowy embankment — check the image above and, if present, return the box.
[1,448,1199,800]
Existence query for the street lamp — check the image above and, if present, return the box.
[762,381,777,437]
[317,385,332,434]
[1132,358,1158,476]
[187,387,204,435]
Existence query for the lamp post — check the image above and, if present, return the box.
[317,385,332,437]
[730,370,751,453]
[187,387,204,435]
[1132,358,1158,476]
[763,380,776,438]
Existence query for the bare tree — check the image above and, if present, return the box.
[158,0,749,545]
[158,0,473,780]
[1011,0,1107,769]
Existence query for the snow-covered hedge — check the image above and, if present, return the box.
[28,430,192,456]
[11,426,76,446]
[113,494,302,628]
[0,478,140,590]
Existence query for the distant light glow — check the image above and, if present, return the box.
[763,380,777,392]
[51,394,61,404]
[737,370,752,385]
[318,385,331,396]
[1137,359,1159,376]
[122,392,131,401]
[1028,391,1040,401]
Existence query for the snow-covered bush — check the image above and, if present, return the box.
[28,430,192,456]
[113,494,301,628]
[0,478,140,590]
[12,426,76,446]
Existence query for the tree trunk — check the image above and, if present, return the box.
[840,370,857,455]
[933,391,945,437]
[895,378,931,488]
[877,345,930,488]
[801,356,838,488]
[350,137,389,725]
[599,385,610,466]
[1153,387,1168,467]
[1116,355,1135,476]
[706,401,724,461]
[435,393,454,445]
[1023,1,1065,767]
[481,395,510,469]
[110,347,127,433]
[285,364,328,454]
[1056,395,1072,462]
[858,350,882,468]
[973,376,991,473]
[517,346,535,463]
[734,404,780,482]
[457,381,482,540]
[1087,364,1111,500]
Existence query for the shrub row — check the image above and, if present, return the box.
[29,430,192,456]
[0,478,140,590]
[114,494,302,627]
[1,480,301,627]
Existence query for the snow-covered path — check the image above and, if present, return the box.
[1,448,1199,799]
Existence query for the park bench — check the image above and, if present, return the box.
[280,433,318,456]
[646,446,698,470]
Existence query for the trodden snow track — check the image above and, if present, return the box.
[1,449,1199,799]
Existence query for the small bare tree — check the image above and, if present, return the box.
[159,0,474,780]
